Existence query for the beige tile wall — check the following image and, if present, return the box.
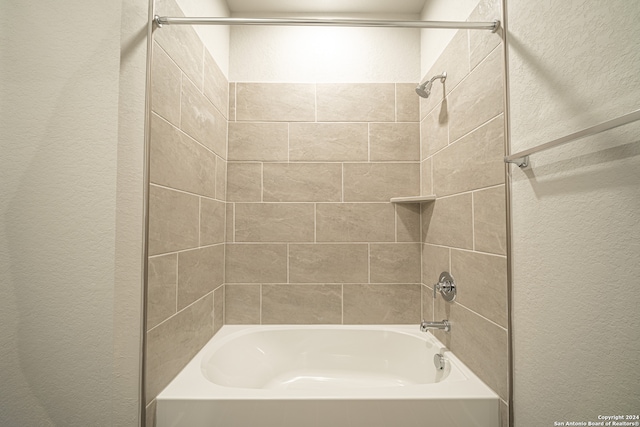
[146,0,228,409]
[419,0,509,418]
[226,81,423,326]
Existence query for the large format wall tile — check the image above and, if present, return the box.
[203,49,229,119]
[147,254,177,330]
[396,204,421,243]
[150,114,217,198]
[262,284,342,324]
[263,163,342,202]
[451,249,507,327]
[317,84,395,122]
[148,185,199,255]
[236,83,315,122]
[145,294,214,404]
[234,203,315,242]
[226,244,287,283]
[468,0,502,70]
[289,244,368,283]
[422,243,450,288]
[228,122,288,161]
[421,105,448,159]
[216,157,226,200]
[343,163,420,202]
[448,47,504,143]
[369,244,422,283]
[421,158,433,196]
[422,194,473,249]
[396,83,420,122]
[433,115,505,197]
[200,199,225,245]
[225,284,261,324]
[181,77,227,158]
[213,286,224,334]
[289,123,368,162]
[343,284,421,324]
[474,185,507,255]
[151,43,181,126]
[369,123,420,161]
[154,0,203,91]
[434,301,508,400]
[419,30,470,119]
[316,203,395,242]
[177,245,224,310]
[422,284,434,321]
[227,162,261,202]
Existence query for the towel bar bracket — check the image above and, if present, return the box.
[505,155,529,168]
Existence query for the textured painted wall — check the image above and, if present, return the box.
[0,0,146,425]
[507,0,640,424]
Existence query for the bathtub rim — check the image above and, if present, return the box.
[156,324,499,401]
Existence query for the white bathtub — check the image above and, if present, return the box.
[156,325,499,427]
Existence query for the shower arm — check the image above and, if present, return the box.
[417,72,447,90]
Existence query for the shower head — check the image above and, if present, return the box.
[415,81,433,98]
[416,72,447,98]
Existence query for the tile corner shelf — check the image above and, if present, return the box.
[390,195,436,203]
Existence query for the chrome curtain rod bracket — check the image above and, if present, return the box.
[153,15,500,31]
[505,109,640,169]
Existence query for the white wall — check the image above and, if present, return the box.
[229,13,421,83]
[173,0,231,76]
[420,0,478,76]
[0,0,146,425]
[507,0,640,424]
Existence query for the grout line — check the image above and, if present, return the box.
[422,242,507,259]
[149,182,217,201]
[148,289,213,333]
[149,242,225,259]
[457,301,508,332]
[151,111,223,161]
[434,183,505,200]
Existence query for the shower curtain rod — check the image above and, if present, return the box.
[153,16,501,32]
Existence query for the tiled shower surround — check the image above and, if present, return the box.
[145,0,228,417]
[145,0,508,424]
[419,0,509,422]
[224,82,423,324]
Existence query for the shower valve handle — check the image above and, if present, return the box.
[433,272,456,302]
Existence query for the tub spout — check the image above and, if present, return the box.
[420,320,451,333]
